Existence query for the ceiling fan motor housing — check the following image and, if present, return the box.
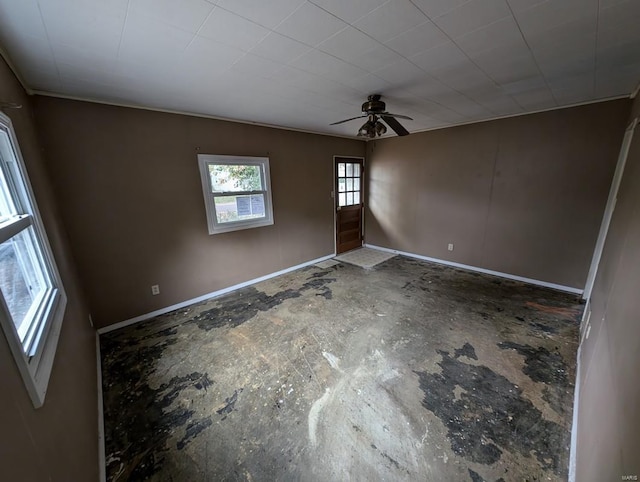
[362,94,385,114]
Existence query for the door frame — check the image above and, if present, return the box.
[333,155,365,255]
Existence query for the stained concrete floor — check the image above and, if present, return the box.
[100,255,582,481]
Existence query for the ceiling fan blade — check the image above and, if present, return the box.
[330,114,367,125]
[382,112,413,120]
[381,115,410,136]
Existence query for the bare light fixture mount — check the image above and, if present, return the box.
[331,94,412,138]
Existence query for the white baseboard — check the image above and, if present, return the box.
[97,254,335,335]
[96,334,106,482]
[364,244,583,295]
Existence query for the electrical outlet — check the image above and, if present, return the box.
[151,284,160,295]
[448,243,454,251]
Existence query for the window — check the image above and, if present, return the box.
[0,112,66,408]
[337,161,362,207]
[198,154,274,234]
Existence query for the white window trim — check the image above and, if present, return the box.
[198,154,274,234]
[0,112,67,408]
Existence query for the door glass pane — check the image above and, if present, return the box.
[346,163,353,177]
[338,163,345,177]
[354,191,360,204]
[209,164,262,192]
[353,178,360,191]
[353,163,361,177]
[338,193,346,206]
[0,227,49,337]
[346,178,353,191]
[346,192,353,205]
[338,179,346,192]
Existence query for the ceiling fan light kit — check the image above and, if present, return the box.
[331,94,412,138]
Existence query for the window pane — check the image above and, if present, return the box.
[214,194,266,224]
[209,164,262,192]
[346,192,353,205]
[346,178,353,191]
[353,163,361,177]
[338,163,345,177]
[0,227,49,338]
[0,168,17,223]
[338,179,346,192]
[338,193,346,206]
[353,178,360,191]
[354,191,360,204]
[346,163,353,176]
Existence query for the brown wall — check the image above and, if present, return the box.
[365,100,630,289]
[575,97,640,480]
[34,97,364,328]
[0,61,98,479]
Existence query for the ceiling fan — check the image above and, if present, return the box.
[331,94,412,138]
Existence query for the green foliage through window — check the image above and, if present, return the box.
[209,164,262,192]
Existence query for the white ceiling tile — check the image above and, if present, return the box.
[405,76,449,98]
[20,67,62,92]
[0,0,48,40]
[291,49,368,82]
[183,35,245,72]
[50,41,117,73]
[268,65,321,87]
[510,87,556,110]
[354,0,427,43]
[1,0,637,137]
[215,0,305,30]
[432,0,511,39]
[250,32,311,64]
[499,75,547,95]
[384,20,448,58]
[431,90,489,117]
[344,44,400,73]
[505,0,547,14]
[339,73,392,95]
[199,8,270,51]
[432,64,495,94]
[372,58,425,84]
[549,73,595,104]
[57,61,132,86]
[293,75,362,99]
[118,11,194,64]
[473,92,523,115]
[595,63,640,97]
[456,16,526,57]
[514,0,598,38]
[410,0,469,19]
[230,53,285,78]
[275,2,348,46]
[597,0,640,49]
[597,39,640,72]
[308,0,388,24]
[0,33,56,74]
[129,0,214,33]
[38,0,126,57]
[537,54,594,84]
[471,47,539,85]
[528,21,596,59]
[410,41,467,73]
[318,27,378,60]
